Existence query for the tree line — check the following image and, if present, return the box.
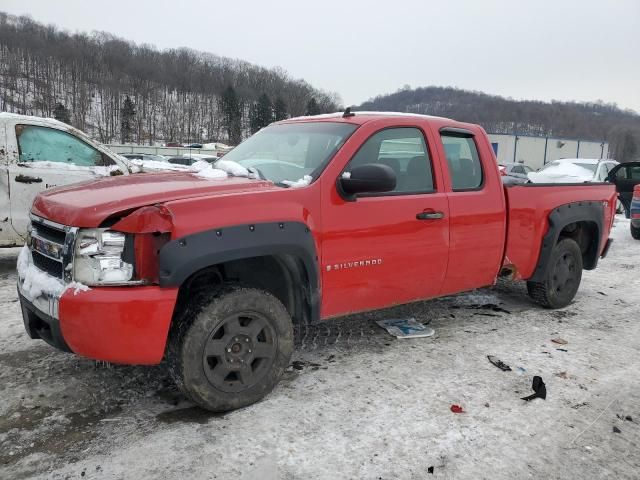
[0,12,340,145]
[358,86,640,161]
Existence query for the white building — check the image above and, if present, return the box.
[488,134,609,170]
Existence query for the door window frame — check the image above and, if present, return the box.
[15,124,112,167]
[339,126,438,197]
[439,127,485,192]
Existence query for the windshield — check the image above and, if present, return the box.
[221,122,357,185]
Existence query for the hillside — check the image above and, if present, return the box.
[0,12,340,145]
[358,86,640,161]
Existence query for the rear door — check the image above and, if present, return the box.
[320,125,450,318]
[608,162,640,216]
[7,124,113,237]
[436,127,507,294]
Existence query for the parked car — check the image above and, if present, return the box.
[499,162,533,185]
[165,142,181,147]
[527,158,618,183]
[528,158,622,212]
[17,112,616,412]
[185,143,203,149]
[0,113,131,247]
[121,153,168,162]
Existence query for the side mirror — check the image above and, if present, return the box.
[338,163,396,201]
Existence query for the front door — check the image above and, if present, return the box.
[608,162,640,217]
[7,124,113,237]
[320,126,450,318]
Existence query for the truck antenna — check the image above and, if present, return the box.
[343,107,355,118]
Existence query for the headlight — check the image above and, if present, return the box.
[73,229,134,285]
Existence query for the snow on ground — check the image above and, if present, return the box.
[0,218,639,479]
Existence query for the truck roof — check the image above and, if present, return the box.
[282,111,453,125]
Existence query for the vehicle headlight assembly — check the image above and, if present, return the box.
[73,229,134,285]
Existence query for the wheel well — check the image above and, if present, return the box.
[173,255,312,326]
[558,220,600,270]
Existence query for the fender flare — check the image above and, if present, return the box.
[529,201,604,282]
[158,221,320,321]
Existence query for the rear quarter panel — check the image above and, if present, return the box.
[504,183,616,279]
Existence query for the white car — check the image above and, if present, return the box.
[527,158,618,184]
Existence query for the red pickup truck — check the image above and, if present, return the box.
[17,112,616,411]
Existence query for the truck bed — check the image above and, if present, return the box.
[503,183,617,279]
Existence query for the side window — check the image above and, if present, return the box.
[16,125,103,166]
[346,127,434,194]
[440,134,483,190]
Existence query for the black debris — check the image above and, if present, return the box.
[613,426,621,433]
[521,376,546,401]
[487,355,512,371]
[427,466,435,474]
[625,415,633,422]
[556,348,568,352]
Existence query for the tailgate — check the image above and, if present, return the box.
[503,183,616,280]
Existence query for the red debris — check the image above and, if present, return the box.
[450,404,465,414]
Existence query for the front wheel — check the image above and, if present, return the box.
[631,223,640,240]
[527,238,583,309]
[168,286,294,412]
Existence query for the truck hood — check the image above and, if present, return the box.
[31,171,279,227]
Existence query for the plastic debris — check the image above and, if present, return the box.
[516,367,526,376]
[450,404,465,414]
[555,371,568,379]
[487,355,512,371]
[521,376,547,401]
[376,318,435,339]
[556,348,568,352]
[427,466,434,474]
[551,338,568,345]
[613,426,621,433]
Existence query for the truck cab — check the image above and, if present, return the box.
[0,113,129,246]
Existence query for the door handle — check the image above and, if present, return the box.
[416,211,444,220]
[15,175,43,184]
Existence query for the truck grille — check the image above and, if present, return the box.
[28,216,76,283]
[31,250,64,278]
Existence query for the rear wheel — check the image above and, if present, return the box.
[527,238,583,309]
[168,286,293,411]
[631,223,640,240]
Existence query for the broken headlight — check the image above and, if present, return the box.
[73,229,134,285]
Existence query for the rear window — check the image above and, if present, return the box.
[440,134,483,190]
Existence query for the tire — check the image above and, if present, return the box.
[631,223,640,240]
[167,285,294,412]
[527,238,583,309]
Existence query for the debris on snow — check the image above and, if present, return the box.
[487,355,512,371]
[551,338,568,345]
[450,404,465,414]
[282,175,313,188]
[516,367,526,376]
[521,376,547,401]
[613,426,621,434]
[376,318,435,339]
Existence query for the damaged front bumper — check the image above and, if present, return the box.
[18,281,71,353]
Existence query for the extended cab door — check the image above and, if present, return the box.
[607,162,640,217]
[320,124,450,318]
[7,123,117,238]
[435,127,507,295]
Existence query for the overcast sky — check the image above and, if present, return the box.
[3,0,640,112]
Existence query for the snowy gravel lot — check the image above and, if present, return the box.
[1,217,639,480]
